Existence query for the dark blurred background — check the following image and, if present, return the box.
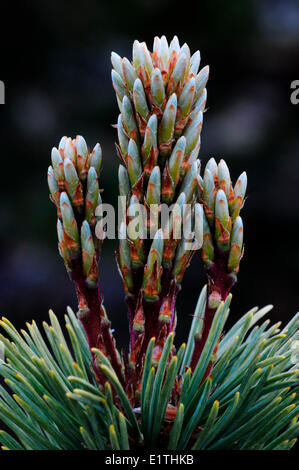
[0,0,299,350]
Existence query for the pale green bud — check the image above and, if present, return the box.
[58,136,67,150]
[117,114,129,157]
[64,158,80,202]
[118,165,130,197]
[60,192,79,256]
[179,161,198,202]
[85,167,99,222]
[121,96,139,143]
[184,111,203,155]
[146,166,161,205]
[195,65,209,100]
[168,136,186,185]
[133,78,149,120]
[141,42,154,77]
[57,218,71,265]
[205,157,218,180]
[202,211,214,266]
[159,93,177,157]
[158,36,169,74]
[64,137,76,165]
[112,69,127,101]
[232,172,247,220]
[218,159,231,200]
[90,143,102,176]
[142,114,158,164]
[178,76,196,119]
[190,50,201,75]
[169,36,180,57]
[122,57,137,92]
[47,166,60,206]
[203,168,215,222]
[215,189,229,229]
[194,203,203,249]
[127,139,142,186]
[151,68,165,108]
[81,220,95,278]
[228,216,243,273]
[111,52,123,77]
[168,53,187,93]
[51,147,64,184]
[147,229,164,272]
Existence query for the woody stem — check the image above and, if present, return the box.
[70,258,123,385]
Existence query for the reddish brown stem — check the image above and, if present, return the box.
[70,258,124,385]
[190,250,235,371]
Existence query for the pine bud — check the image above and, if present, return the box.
[215,189,230,250]
[126,139,142,186]
[159,93,177,158]
[121,96,139,144]
[203,168,215,225]
[122,57,137,92]
[64,138,77,165]
[143,229,164,301]
[111,51,123,77]
[142,114,158,165]
[194,203,203,250]
[85,167,99,223]
[111,69,127,102]
[75,135,89,180]
[64,158,80,203]
[202,211,214,266]
[133,78,149,121]
[190,50,201,75]
[228,216,243,273]
[119,230,134,294]
[218,159,231,200]
[178,76,196,120]
[184,111,203,156]
[233,171,247,220]
[81,220,96,282]
[167,52,187,94]
[90,143,102,176]
[47,166,60,208]
[57,219,71,268]
[60,192,80,258]
[146,166,161,205]
[117,114,129,158]
[51,147,64,187]
[151,68,165,109]
[168,136,186,186]
[195,65,209,100]
[179,161,198,203]
[118,165,131,197]
[205,157,218,180]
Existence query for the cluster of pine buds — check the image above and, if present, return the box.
[47,136,102,287]
[112,36,209,363]
[198,158,247,294]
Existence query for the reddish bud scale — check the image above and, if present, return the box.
[71,180,84,209]
[174,251,194,284]
[143,260,163,301]
[135,113,148,138]
[131,174,144,200]
[143,147,158,178]
[215,217,230,247]
[161,164,175,203]
[63,226,79,257]
[163,239,179,267]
